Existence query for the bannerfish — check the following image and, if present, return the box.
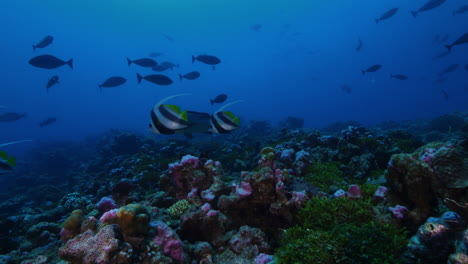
[210,94,228,105]
[137,73,172,85]
[0,151,16,175]
[46,75,59,91]
[375,8,399,24]
[356,37,363,52]
[445,32,468,52]
[439,64,459,76]
[210,110,240,134]
[411,0,447,17]
[99,76,126,89]
[192,54,221,70]
[390,74,408,80]
[29,55,73,69]
[453,5,468,15]
[149,95,190,135]
[0,112,26,122]
[340,85,352,94]
[361,64,382,75]
[39,117,57,128]
[127,58,157,67]
[179,71,200,81]
[33,35,53,51]
[149,52,163,58]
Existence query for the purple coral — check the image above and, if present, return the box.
[389,205,409,220]
[96,197,117,214]
[153,221,184,263]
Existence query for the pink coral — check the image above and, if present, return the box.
[99,209,118,225]
[347,185,362,199]
[153,221,184,263]
[389,205,409,220]
[96,197,118,214]
[288,191,309,207]
[235,181,252,198]
[58,225,119,264]
[373,186,388,201]
[255,253,274,264]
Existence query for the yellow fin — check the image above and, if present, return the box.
[180,110,188,121]
[164,104,181,114]
[0,151,7,160]
[7,156,16,167]
[232,116,240,125]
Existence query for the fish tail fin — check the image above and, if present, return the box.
[179,74,183,81]
[137,73,143,84]
[445,45,452,52]
[411,11,417,17]
[67,59,73,69]
[375,19,379,24]
[32,45,36,51]
[127,57,132,66]
[192,55,196,64]
[361,70,365,75]
[210,100,214,105]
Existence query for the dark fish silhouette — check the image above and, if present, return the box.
[251,24,262,32]
[0,113,26,122]
[411,0,447,17]
[439,64,459,76]
[361,64,382,74]
[192,55,221,70]
[210,94,227,105]
[441,89,448,101]
[29,55,73,69]
[99,76,127,89]
[390,74,408,80]
[445,32,468,52]
[453,5,468,15]
[149,52,163,58]
[375,8,399,23]
[33,35,53,51]
[464,64,468,71]
[432,51,450,60]
[179,71,200,81]
[356,37,363,52]
[39,117,56,128]
[161,61,178,70]
[46,75,59,91]
[434,76,448,84]
[340,85,352,94]
[127,58,157,67]
[152,64,171,72]
[136,73,172,85]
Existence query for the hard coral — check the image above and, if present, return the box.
[117,204,150,237]
[60,209,84,242]
[152,221,185,263]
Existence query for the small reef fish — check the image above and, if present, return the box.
[361,64,382,75]
[445,32,468,52]
[375,8,399,24]
[99,76,127,89]
[453,5,468,15]
[46,75,59,91]
[0,151,16,175]
[39,117,57,128]
[179,71,200,81]
[340,85,352,94]
[149,52,163,58]
[390,74,408,80]
[149,95,190,135]
[210,94,228,105]
[439,64,459,76]
[137,73,172,85]
[33,35,53,51]
[411,0,447,17]
[29,55,73,69]
[192,54,221,70]
[356,37,363,52]
[127,58,157,67]
[0,112,26,122]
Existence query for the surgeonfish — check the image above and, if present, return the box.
[453,5,468,15]
[445,32,468,52]
[390,74,408,80]
[46,75,59,91]
[137,73,173,85]
[39,117,57,128]
[375,8,399,24]
[127,58,157,67]
[361,64,382,75]
[411,0,447,17]
[0,113,26,122]
[210,94,228,105]
[29,55,73,69]
[33,35,53,51]
[99,76,127,89]
[192,54,221,70]
[179,71,200,81]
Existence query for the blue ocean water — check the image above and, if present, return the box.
[1,0,467,149]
